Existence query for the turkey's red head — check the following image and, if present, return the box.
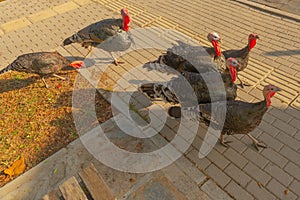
[208,32,222,57]
[69,61,84,69]
[121,8,130,32]
[263,84,281,107]
[248,33,259,51]
[227,57,238,83]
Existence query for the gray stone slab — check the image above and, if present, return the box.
[201,180,233,200]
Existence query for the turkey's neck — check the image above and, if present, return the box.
[212,40,221,57]
[122,16,130,31]
[248,39,257,51]
[264,91,276,108]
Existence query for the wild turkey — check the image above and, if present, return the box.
[139,57,238,105]
[0,51,84,88]
[168,84,280,150]
[222,33,259,87]
[63,8,133,65]
[150,33,225,74]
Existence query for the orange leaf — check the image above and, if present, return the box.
[129,178,135,183]
[284,189,289,195]
[257,181,263,188]
[56,84,62,89]
[4,156,26,178]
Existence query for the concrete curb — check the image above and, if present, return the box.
[231,0,300,23]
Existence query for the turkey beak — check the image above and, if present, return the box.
[69,61,84,69]
[276,87,281,92]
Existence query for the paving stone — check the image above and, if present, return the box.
[289,179,300,197]
[27,9,57,23]
[246,180,277,200]
[285,108,300,120]
[225,181,255,200]
[268,107,293,123]
[52,1,79,14]
[289,118,300,131]
[242,148,269,168]
[266,179,297,200]
[206,149,230,170]
[1,17,32,33]
[258,132,284,152]
[201,180,233,200]
[176,156,207,185]
[272,119,297,136]
[162,163,210,200]
[294,131,300,141]
[279,146,300,166]
[258,121,280,137]
[262,112,276,124]
[243,162,271,185]
[284,162,300,180]
[261,148,289,168]
[72,0,92,6]
[227,139,248,153]
[223,148,248,169]
[276,133,300,151]
[224,163,251,187]
[205,164,231,188]
[186,148,211,170]
[264,162,293,186]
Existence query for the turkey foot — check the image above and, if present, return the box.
[220,135,233,147]
[110,52,124,66]
[237,76,251,88]
[41,77,50,88]
[113,59,124,66]
[247,133,267,151]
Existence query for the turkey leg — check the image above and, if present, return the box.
[237,76,251,88]
[246,133,267,151]
[219,135,233,147]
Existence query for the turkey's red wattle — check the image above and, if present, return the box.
[211,40,221,56]
[123,16,130,31]
[266,91,275,107]
[69,61,84,69]
[229,65,237,83]
[248,39,257,51]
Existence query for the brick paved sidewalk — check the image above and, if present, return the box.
[0,0,300,199]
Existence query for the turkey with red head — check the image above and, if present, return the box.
[168,84,280,151]
[0,52,84,88]
[139,57,238,105]
[63,8,133,65]
[150,32,226,74]
[222,33,259,87]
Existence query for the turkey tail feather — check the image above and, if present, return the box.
[0,64,12,75]
[139,83,179,104]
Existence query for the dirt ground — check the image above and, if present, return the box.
[0,69,112,187]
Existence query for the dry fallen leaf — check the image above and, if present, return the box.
[129,178,135,183]
[257,181,263,188]
[284,189,289,195]
[4,156,26,178]
[135,142,143,151]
